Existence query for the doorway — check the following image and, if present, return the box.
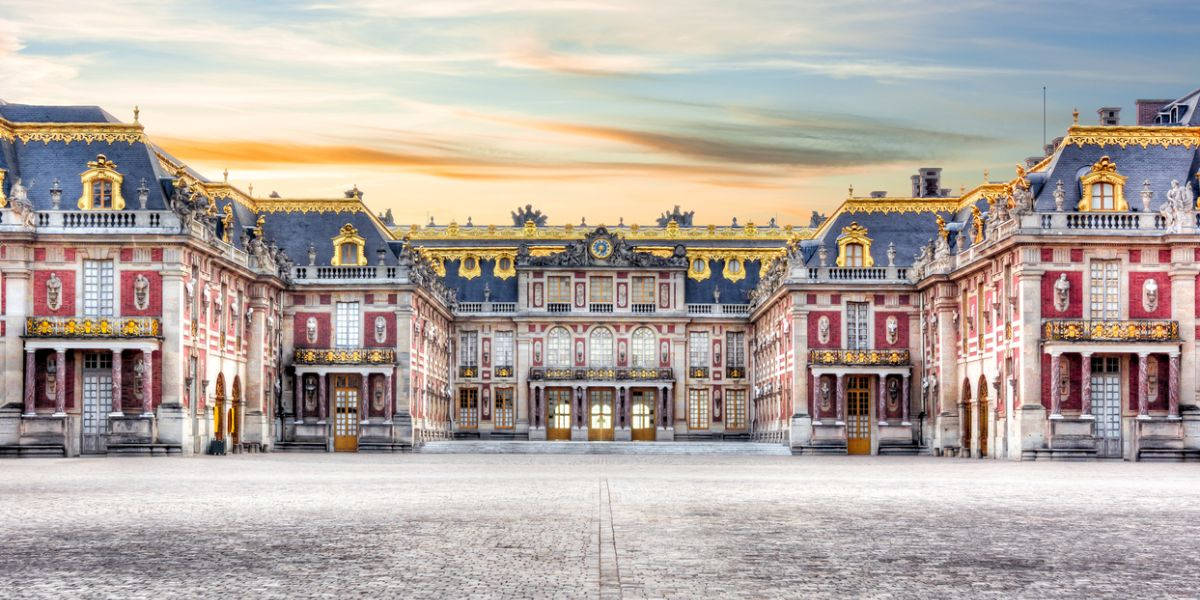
[81,352,112,455]
[1091,356,1122,458]
[588,389,614,441]
[333,374,359,452]
[846,375,871,455]
[547,388,572,441]
[631,389,655,441]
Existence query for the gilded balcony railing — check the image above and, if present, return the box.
[25,316,161,338]
[293,348,397,365]
[528,367,674,381]
[1042,320,1179,342]
[808,348,910,366]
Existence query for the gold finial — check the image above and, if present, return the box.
[248,183,254,197]
[133,106,139,123]
[223,169,229,183]
[1072,107,1079,125]
[983,168,989,182]
[848,184,854,197]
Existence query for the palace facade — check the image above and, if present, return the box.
[2,91,1200,460]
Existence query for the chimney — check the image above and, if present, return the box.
[912,167,942,198]
[910,175,920,197]
[1097,107,1121,126]
[869,191,887,198]
[1136,99,1172,125]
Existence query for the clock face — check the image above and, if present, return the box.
[589,237,613,259]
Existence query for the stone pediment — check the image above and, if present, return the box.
[516,227,687,269]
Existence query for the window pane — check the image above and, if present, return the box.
[547,327,571,368]
[493,331,513,367]
[688,331,709,367]
[589,277,613,303]
[82,260,114,317]
[632,327,656,368]
[334,302,360,348]
[589,328,613,367]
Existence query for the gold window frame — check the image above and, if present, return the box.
[331,223,367,266]
[835,222,874,267]
[77,154,126,210]
[1078,156,1128,212]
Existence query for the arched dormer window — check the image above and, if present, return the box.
[78,154,125,210]
[835,222,874,267]
[1078,156,1128,212]
[331,223,367,266]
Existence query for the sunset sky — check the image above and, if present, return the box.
[3,0,1197,227]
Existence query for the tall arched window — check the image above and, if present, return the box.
[631,327,656,368]
[589,328,613,367]
[547,327,571,368]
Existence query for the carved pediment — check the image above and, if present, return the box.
[517,227,687,269]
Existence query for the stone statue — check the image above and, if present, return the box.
[305,317,318,344]
[818,379,832,413]
[1143,278,1159,312]
[1140,180,1153,213]
[1010,181,1033,216]
[46,273,62,311]
[1054,179,1065,212]
[1159,179,1195,233]
[886,316,898,344]
[886,241,896,266]
[307,243,317,266]
[9,177,37,230]
[886,377,900,412]
[1053,273,1070,313]
[482,282,491,303]
[374,316,387,343]
[45,354,57,399]
[817,245,828,267]
[133,274,150,310]
[371,382,386,412]
[132,358,146,400]
[817,315,831,344]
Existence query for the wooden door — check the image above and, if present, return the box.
[588,389,614,441]
[333,374,359,452]
[846,376,871,455]
[547,388,572,441]
[631,390,655,441]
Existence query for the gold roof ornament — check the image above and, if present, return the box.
[936,215,949,240]
[971,205,984,243]
[835,221,874,267]
[1072,107,1079,125]
[77,154,126,210]
[1078,155,1128,211]
[221,204,234,242]
[133,106,139,124]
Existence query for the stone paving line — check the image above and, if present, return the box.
[0,454,1198,599]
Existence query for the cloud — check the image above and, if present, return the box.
[498,38,677,76]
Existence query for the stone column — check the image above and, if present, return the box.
[23,349,36,416]
[531,384,540,428]
[111,350,123,416]
[878,374,888,426]
[1049,351,1062,419]
[1168,351,1180,419]
[140,349,154,416]
[317,373,327,423]
[53,348,66,416]
[295,373,304,421]
[901,372,911,425]
[1080,352,1093,419]
[835,373,845,425]
[360,374,369,424]
[385,371,394,422]
[1137,352,1150,420]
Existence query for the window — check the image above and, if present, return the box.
[339,243,357,265]
[493,331,513,369]
[1091,183,1115,211]
[92,180,114,209]
[457,388,478,429]
[82,260,114,317]
[631,327,657,368]
[589,328,613,367]
[632,276,655,304]
[548,276,572,304]
[846,302,869,350]
[589,277,613,303]
[726,389,746,430]
[1089,261,1119,320]
[688,331,709,367]
[726,332,745,370]
[547,327,572,368]
[843,243,864,267]
[459,331,478,367]
[330,223,366,266]
[688,388,710,430]
[77,154,125,210]
[334,301,360,348]
[494,388,514,429]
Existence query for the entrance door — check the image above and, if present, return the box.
[631,390,655,441]
[333,374,359,452]
[588,389,614,441]
[978,379,989,457]
[547,388,572,441]
[846,375,871,455]
[1091,357,1122,458]
[81,352,112,455]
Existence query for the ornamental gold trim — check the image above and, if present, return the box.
[1077,155,1129,212]
[842,198,960,214]
[331,223,367,266]
[402,223,810,242]
[808,348,910,366]
[77,154,126,210]
[685,249,784,282]
[1042,319,1179,342]
[25,317,161,338]
[1065,126,1200,149]
[0,120,145,145]
[835,222,874,268]
[293,348,397,365]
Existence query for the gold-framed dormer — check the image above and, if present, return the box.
[457,253,482,280]
[77,154,125,210]
[1078,155,1128,212]
[836,222,874,267]
[331,223,367,266]
[687,255,711,282]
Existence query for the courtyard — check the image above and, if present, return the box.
[1,454,1198,599]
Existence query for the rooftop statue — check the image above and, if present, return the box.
[656,205,694,227]
[511,204,547,227]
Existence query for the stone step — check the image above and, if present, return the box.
[418,440,791,455]
[274,441,328,453]
[0,444,67,458]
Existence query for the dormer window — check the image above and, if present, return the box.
[835,222,874,267]
[1078,156,1127,212]
[77,154,125,210]
[330,223,367,266]
[843,243,864,267]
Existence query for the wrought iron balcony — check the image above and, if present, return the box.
[726,366,746,379]
[494,365,514,378]
[528,367,674,381]
[25,316,161,338]
[808,348,911,366]
[1042,320,1179,342]
[688,366,710,378]
[292,347,397,365]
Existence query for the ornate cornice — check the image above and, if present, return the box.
[0,119,145,145]
[401,221,811,241]
[841,197,959,214]
[1065,125,1200,149]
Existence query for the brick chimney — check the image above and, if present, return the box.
[1136,99,1172,125]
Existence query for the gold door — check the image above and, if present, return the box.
[333,374,359,452]
[588,389,614,441]
[978,401,988,457]
[547,388,572,441]
[631,390,655,441]
[846,376,871,455]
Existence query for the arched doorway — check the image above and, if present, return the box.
[230,375,242,449]
[214,373,226,442]
[977,376,989,457]
[959,379,972,456]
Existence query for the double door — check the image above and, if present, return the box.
[631,390,655,441]
[333,374,359,452]
[846,375,871,455]
[547,388,572,441]
[1091,357,1122,458]
[588,389,614,441]
[81,352,113,455]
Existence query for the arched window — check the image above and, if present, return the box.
[547,327,571,368]
[1078,156,1127,212]
[835,222,874,267]
[77,154,125,210]
[631,327,656,368]
[330,223,366,266]
[589,328,613,367]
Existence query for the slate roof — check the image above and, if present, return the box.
[1032,143,1200,212]
[0,102,120,124]
[2,139,171,211]
[259,208,399,267]
[439,259,518,303]
[802,207,952,268]
[685,259,761,304]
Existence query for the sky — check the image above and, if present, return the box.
[2,0,1198,227]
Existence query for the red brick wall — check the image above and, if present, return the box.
[120,270,163,316]
[364,311,395,347]
[1041,271,1082,318]
[807,311,841,348]
[293,312,331,347]
[33,270,75,316]
[874,311,909,349]
[1128,272,1170,319]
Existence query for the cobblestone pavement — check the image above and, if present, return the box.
[2,454,1198,599]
